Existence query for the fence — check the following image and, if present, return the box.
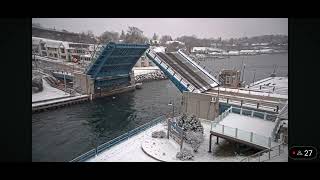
[211,122,272,148]
[210,106,278,148]
[240,143,286,162]
[213,106,277,123]
[70,115,166,162]
[271,101,288,140]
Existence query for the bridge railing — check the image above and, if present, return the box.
[177,49,219,86]
[147,49,197,92]
[69,115,166,162]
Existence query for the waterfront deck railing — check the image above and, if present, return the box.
[240,142,286,162]
[210,106,279,148]
[214,106,278,123]
[70,115,166,162]
[211,122,272,148]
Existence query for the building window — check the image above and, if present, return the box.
[225,76,231,85]
[60,48,65,53]
[41,44,46,50]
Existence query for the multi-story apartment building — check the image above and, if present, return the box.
[32,37,97,62]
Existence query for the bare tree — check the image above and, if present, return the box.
[99,31,119,44]
[124,26,148,44]
[160,35,173,44]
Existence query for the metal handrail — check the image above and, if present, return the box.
[271,101,288,140]
[70,115,166,162]
[240,142,285,162]
[211,122,272,147]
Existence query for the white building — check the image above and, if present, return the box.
[240,49,258,55]
[32,36,97,62]
[228,50,240,56]
[165,40,185,46]
[192,47,225,54]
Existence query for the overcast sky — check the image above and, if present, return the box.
[32,18,288,39]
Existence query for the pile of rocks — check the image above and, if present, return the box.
[176,148,194,161]
[135,70,167,83]
[152,130,166,138]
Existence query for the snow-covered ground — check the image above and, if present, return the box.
[132,67,160,76]
[32,79,70,103]
[142,120,246,162]
[86,123,165,162]
[88,119,247,162]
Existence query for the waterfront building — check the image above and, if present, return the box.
[32,36,97,62]
[219,69,241,88]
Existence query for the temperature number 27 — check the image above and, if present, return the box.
[304,150,312,157]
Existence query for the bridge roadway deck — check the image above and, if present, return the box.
[166,52,211,88]
[156,52,203,90]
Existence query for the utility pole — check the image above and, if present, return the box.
[64,73,67,95]
[252,70,256,84]
[241,63,246,83]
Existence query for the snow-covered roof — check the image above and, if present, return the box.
[61,41,70,49]
[80,54,92,58]
[240,50,256,53]
[252,43,270,46]
[45,40,63,48]
[228,51,240,54]
[165,40,185,45]
[152,46,166,53]
[247,77,288,96]
[192,47,207,51]
[192,47,224,52]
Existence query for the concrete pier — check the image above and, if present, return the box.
[32,95,89,113]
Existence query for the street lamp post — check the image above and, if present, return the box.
[64,73,67,95]
[97,87,101,97]
[167,100,175,140]
[168,100,175,118]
